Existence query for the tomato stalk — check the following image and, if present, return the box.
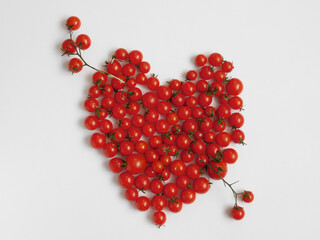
[66,30,125,83]
[201,160,241,206]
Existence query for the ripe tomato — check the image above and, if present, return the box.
[199,117,213,132]
[145,149,159,163]
[242,191,254,203]
[147,76,160,90]
[213,119,226,132]
[177,106,192,120]
[163,183,179,198]
[142,92,158,108]
[226,78,243,95]
[195,54,207,66]
[191,140,205,154]
[131,114,145,128]
[195,154,209,168]
[119,141,134,156]
[169,79,181,90]
[118,172,134,188]
[168,198,183,213]
[157,85,172,100]
[109,157,124,173]
[89,85,101,98]
[208,53,223,67]
[125,187,138,201]
[213,70,226,82]
[158,168,170,181]
[175,134,191,149]
[231,129,245,143]
[171,92,185,107]
[118,118,131,130]
[112,105,126,119]
[84,116,99,130]
[61,39,76,54]
[229,96,243,110]
[139,61,150,73]
[122,63,136,77]
[128,50,143,65]
[148,135,162,149]
[181,82,196,96]
[185,164,200,179]
[126,101,140,115]
[222,148,238,164]
[206,143,220,158]
[229,113,244,129]
[103,142,117,157]
[68,58,83,73]
[181,149,194,163]
[207,160,228,180]
[160,155,172,166]
[135,196,150,211]
[90,133,106,149]
[142,123,155,137]
[145,109,159,123]
[186,70,197,80]
[115,48,128,60]
[153,211,166,226]
[136,73,147,85]
[216,104,231,119]
[135,174,150,190]
[101,96,115,109]
[193,177,210,194]
[106,60,121,75]
[180,188,196,204]
[66,16,81,30]
[152,161,164,173]
[222,61,234,73]
[198,93,212,107]
[215,132,231,147]
[76,34,91,50]
[150,179,164,194]
[210,82,224,96]
[145,166,156,178]
[109,128,125,143]
[92,72,108,86]
[134,140,148,154]
[151,195,167,210]
[126,154,147,174]
[199,66,214,80]
[170,160,186,176]
[231,206,245,220]
[192,107,204,119]
[176,175,190,189]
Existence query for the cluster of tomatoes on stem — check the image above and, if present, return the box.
[61,16,254,226]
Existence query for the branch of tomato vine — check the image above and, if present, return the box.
[200,160,242,206]
[66,30,125,83]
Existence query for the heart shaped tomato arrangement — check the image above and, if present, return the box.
[61,16,254,227]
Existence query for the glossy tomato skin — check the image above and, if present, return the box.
[118,172,134,188]
[207,160,228,180]
[242,191,254,203]
[226,78,243,95]
[134,174,150,190]
[119,141,134,156]
[222,61,234,73]
[231,129,245,143]
[195,54,207,66]
[126,154,147,174]
[168,198,183,213]
[163,183,179,198]
[76,34,91,50]
[84,116,99,130]
[61,39,76,54]
[125,187,138,201]
[175,134,191,149]
[109,157,124,173]
[216,132,231,147]
[229,112,244,128]
[103,142,118,157]
[180,188,196,204]
[229,96,243,110]
[139,61,150,73]
[69,58,83,73]
[185,164,200,179]
[231,206,245,220]
[223,148,238,164]
[115,48,128,60]
[128,50,143,65]
[135,196,150,211]
[90,133,106,149]
[170,160,186,176]
[142,92,158,109]
[193,177,210,194]
[151,195,167,210]
[66,16,81,30]
[153,211,166,226]
[157,85,172,100]
[150,179,164,194]
[176,175,190,189]
[208,53,223,67]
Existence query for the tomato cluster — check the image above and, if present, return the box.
[61,16,254,226]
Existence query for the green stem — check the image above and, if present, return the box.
[68,31,125,83]
[201,160,239,206]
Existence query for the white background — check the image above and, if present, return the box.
[0,0,320,239]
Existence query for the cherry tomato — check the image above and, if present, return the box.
[207,160,228,180]
[145,109,159,123]
[208,53,223,67]
[84,116,99,130]
[231,206,245,220]
[171,93,185,107]
[76,34,91,50]
[177,106,192,120]
[150,179,164,194]
[115,48,128,60]
[175,134,191,149]
[145,149,159,163]
[185,164,200,179]
[126,102,140,115]
[242,191,254,203]
[196,154,209,168]
[135,174,150,190]
[134,140,148,154]
[169,79,181,90]
[229,112,244,129]
[180,188,196,204]
[170,160,186,176]
[216,132,231,147]
[157,85,172,100]
[193,177,210,194]
[112,105,126,119]
[147,76,160,90]
[226,78,243,95]
[135,196,150,211]
[92,72,108,86]
[231,129,245,143]
[139,61,150,73]
[125,187,138,201]
[222,61,234,73]
[118,172,134,188]
[153,211,166,226]
[118,118,131,130]
[90,133,106,149]
[206,143,220,158]
[163,183,179,198]
[142,123,155,137]
[157,101,171,115]
[181,82,196,96]
[180,149,194,163]
[199,66,214,80]
[122,63,136,77]
[186,70,197,80]
[195,54,207,66]
[101,96,115,109]
[222,148,238,164]
[229,96,243,110]
[151,195,167,210]
[158,168,171,181]
[176,175,190,189]
[136,73,147,85]
[61,39,76,54]
[216,104,231,119]
[103,142,118,157]
[152,161,164,173]
[148,135,162,149]
[191,140,206,154]
[106,60,121,75]
[66,16,81,30]
[109,157,124,173]
[119,141,134,156]
[168,198,183,213]
[128,50,143,65]
[142,92,158,109]
[126,154,147,174]
[68,58,83,73]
